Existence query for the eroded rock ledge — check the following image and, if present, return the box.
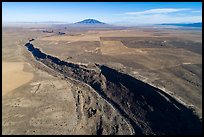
[24,42,202,135]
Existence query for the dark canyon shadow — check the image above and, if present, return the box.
[100,65,202,135]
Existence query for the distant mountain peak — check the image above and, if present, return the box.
[75,19,105,24]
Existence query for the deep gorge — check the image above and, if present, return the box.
[24,42,202,135]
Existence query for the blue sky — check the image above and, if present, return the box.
[2,2,202,25]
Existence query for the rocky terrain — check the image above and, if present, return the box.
[21,41,202,135]
[2,26,202,135]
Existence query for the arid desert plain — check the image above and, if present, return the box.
[2,25,202,135]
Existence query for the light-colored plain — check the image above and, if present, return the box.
[2,62,34,95]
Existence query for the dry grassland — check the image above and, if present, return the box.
[2,62,34,95]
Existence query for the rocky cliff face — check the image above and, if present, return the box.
[24,42,202,135]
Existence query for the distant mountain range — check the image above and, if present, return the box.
[75,19,105,25]
[158,22,202,27]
